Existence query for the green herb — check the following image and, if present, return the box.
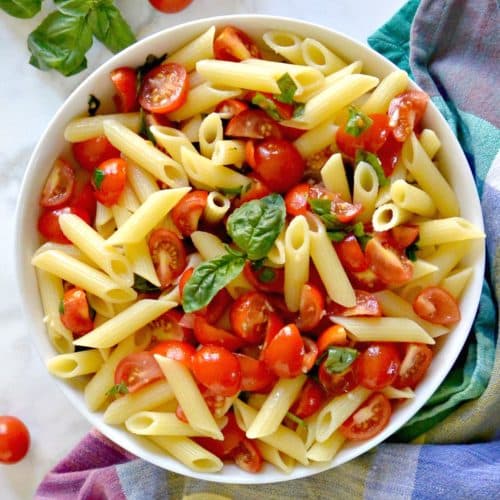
[251,93,282,121]
[327,231,347,242]
[227,194,286,261]
[309,198,344,230]
[136,52,168,89]
[345,106,373,137]
[93,168,105,189]
[223,244,246,258]
[355,150,389,187]
[276,73,297,104]
[139,109,157,144]
[216,185,245,196]
[286,412,307,428]
[58,300,64,314]
[0,0,41,18]
[293,103,305,118]
[88,94,100,116]
[258,267,276,283]
[318,346,359,374]
[405,241,419,261]
[182,254,246,313]
[351,222,365,238]
[106,382,129,398]
[133,274,161,293]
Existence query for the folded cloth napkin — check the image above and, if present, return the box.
[36,1,500,498]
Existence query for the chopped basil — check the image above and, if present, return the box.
[293,103,305,118]
[319,346,359,374]
[251,93,282,121]
[351,222,365,238]
[216,185,244,196]
[133,274,161,293]
[58,300,64,314]
[276,73,297,104]
[355,150,389,187]
[136,52,168,89]
[327,231,347,242]
[139,109,157,144]
[106,382,129,398]
[309,198,344,230]
[286,412,307,428]
[405,241,419,261]
[93,168,105,189]
[258,267,276,283]
[0,0,42,19]
[345,106,373,137]
[88,94,100,116]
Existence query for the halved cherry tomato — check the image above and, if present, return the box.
[365,237,413,286]
[413,286,461,326]
[192,345,241,397]
[114,352,163,393]
[297,284,325,331]
[317,325,348,354]
[226,109,282,139]
[148,309,194,343]
[230,292,272,345]
[37,206,91,244]
[171,190,208,236]
[139,63,189,114]
[302,337,319,373]
[110,67,138,113]
[238,174,272,205]
[60,287,94,337]
[243,262,284,294]
[309,186,363,223]
[251,138,305,193]
[335,235,369,273]
[377,133,403,177]
[290,379,327,419]
[318,364,357,396]
[284,183,310,216]
[235,353,277,392]
[205,288,232,324]
[214,26,261,62]
[178,266,194,301]
[260,311,285,352]
[278,123,305,141]
[390,224,419,250]
[354,343,401,391]
[0,416,30,464]
[193,315,244,351]
[70,181,97,224]
[148,229,186,289]
[394,343,433,389]
[340,393,392,441]
[327,290,382,317]
[149,340,195,368]
[348,268,386,293]
[92,158,127,207]
[40,158,75,208]
[72,136,121,172]
[215,98,249,118]
[246,91,294,120]
[388,89,429,142]
[245,139,256,168]
[262,324,304,378]
[148,0,193,13]
[232,438,263,473]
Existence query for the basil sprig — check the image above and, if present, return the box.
[355,150,389,187]
[345,106,373,137]
[319,346,359,374]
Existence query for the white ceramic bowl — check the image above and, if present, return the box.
[15,15,485,484]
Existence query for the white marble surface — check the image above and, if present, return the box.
[0,1,405,497]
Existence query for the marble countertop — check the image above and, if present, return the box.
[0,0,404,497]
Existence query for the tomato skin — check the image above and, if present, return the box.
[388,89,429,142]
[148,229,187,289]
[284,183,310,216]
[252,138,305,193]
[40,158,75,208]
[413,286,461,326]
[149,340,195,368]
[260,311,285,352]
[235,353,277,392]
[139,63,189,114]
[238,174,272,204]
[92,158,127,207]
[377,133,403,177]
[192,345,241,397]
[335,235,369,273]
[230,292,272,345]
[317,325,348,354]
[301,337,319,373]
[148,0,193,13]
[340,393,392,441]
[38,206,91,244]
[308,186,363,223]
[110,67,138,113]
[193,315,244,352]
[204,288,232,324]
[214,26,261,62]
[348,268,387,293]
[114,352,164,393]
[318,364,357,396]
[72,136,121,172]
[215,98,249,118]
[354,343,401,391]
[327,290,382,318]
[148,309,194,344]
[0,416,30,464]
[60,287,94,337]
[290,379,327,418]
[390,224,419,250]
[232,438,263,473]
[71,181,97,224]
[297,284,325,331]
[195,411,244,458]
[394,343,433,389]
[243,262,284,294]
[171,190,208,236]
[226,109,282,140]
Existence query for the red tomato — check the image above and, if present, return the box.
[232,438,263,473]
[246,91,294,120]
[309,186,363,223]
[278,123,305,141]
[262,324,304,378]
[178,267,193,301]
[390,225,419,249]
[302,337,319,373]
[377,133,403,177]
[394,343,433,389]
[226,109,282,139]
[114,352,163,393]
[110,67,138,113]
[290,379,327,418]
[348,268,387,293]
[72,136,121,172]
[37,206,91,244]
[388,89,429,142]
[365,237,413,286]
[149,340,195,368]
[297,284,325,331]
[215,99,249,118]
[238,174,272,204]
[148,309,194,343]
[260,311,285,352]
[92,158,127,207]
[195,411,244,458]
[214,26,261,62]
[171,190,208,236]
[230,292,272,345]
[284,183,310,216]
[235,353,277,392]
[148,229,186,289]
[317,324,348,354]
[70,181,97,224]
[192,345,241,397]
[340,393,392,441]
[139,63,189,114]
[0,416,30,464]
[318,364,357,396]
[413,286,461,326]
[354,343,401,390]
[335,235,369,273]
[193,315,244,351]
[251,138,305,193]
[327,290,382,317]
[243,262,284,294]
[40,158,75,208]
[205,288,232,324]
[148,0,193,12]
[60,287,94,337]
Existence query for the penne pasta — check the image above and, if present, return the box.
[361,69,408,115]
[263,31,305,64]
[307,431,345,462]
[64,113,141,142]
[300,38,346,75]
[47,350,104,378]
[166,26,216,72]
[416,217,485,246]
[198,113,223,158]
[321,153,351,202]
[204,191,231,225]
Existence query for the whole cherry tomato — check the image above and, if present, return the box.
[149,340,196,368]
[354,343,401,391]
[148,0,193,13]
[38,206,91,244]
[0,416,30,464]
[72,136,121,172]
[110,67,138,113]
[92,157,127,207]
[262,324,304,378]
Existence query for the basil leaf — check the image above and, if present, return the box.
[405,241,419,261]
[182,254,246,313]
[216,185,244,196]
[320,346,358,374]
[133,274,161,293]
[293,103,305,118]
[327,231,347,242]
[88,2,135,54]
[93,168,105,189]
[251,93,282,121]
[351,222,365,238]
[88,94,100,116]
[106,381,129,398]
[308,198,331,216]
[276,73,297,104]
[227,194,286,261]
[139,109,157,144]
[355,150,389,187]
[258,267,276,283]
[28,11,93,76]
[345,106,373,137]
[54,0,98,17]
[0,0,41,18]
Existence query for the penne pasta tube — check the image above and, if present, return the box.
[419,129,441,159]
[204,191,231,225]
[360,69,409,115]
[371,203,412,232]
[307,431,345,462]
[353,161,379,223]
[390,179,437,217]
[47,350,104,378]
[198,113,223,158]
[321,153,351,202]
[300,38,346,75]
[64,113,141,142]
[266,228,286,267]
[382,386,415,399]
[150,126,197,164]
[126,161,160,203]
[440,267,473,299]
[263,31,305,64]
[416,217,485,246]
[181,114,203,142]
[255,441,296,474]
[87,294,115,319]
[211,140,246,168]
[166,26,216,72]
[293,120,338,159]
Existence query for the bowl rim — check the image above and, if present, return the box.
[14,13,485,484]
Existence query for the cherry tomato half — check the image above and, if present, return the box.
[214,26,261,62]
[114,352,163,393]
[72,136,121,172]
[171,190,208,236]
[110,67,138,113]
[148,0,193,13]
[335,235,369,273]
[296,283,325,331]
[290,379,327,419]
[394,343,433,389]
[413,286,461,326]
[232,438,263,473]
[284,183,311,216]
[149,340,195,368]
[235,353,277,392]
[40,158,75,208]
[230,292,272,345]
[92,157,127,207]
[60,287,94,337]
[0,416,30,464]
[388,89,429,142]
[70,180,97,224]
[262,324,304,378]
[243,262,284,294]
[226,109,282,140]
[318,364,357,396]
[317,324,348,354]
[37,206,91,244]
[215,98,249,119]
[148,309,194,344]
[327,290,382,318]
[354,343,401,391]
[148,229,186,289]
[193,315,244,352]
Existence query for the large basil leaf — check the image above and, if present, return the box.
[227,194,286,261]
[182,254,246,313]
[53,0,101,17]
[0,0,42,19]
